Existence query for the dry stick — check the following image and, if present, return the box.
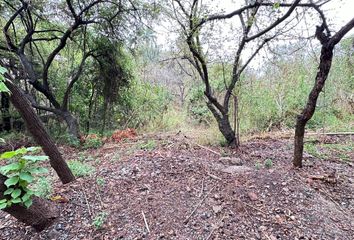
[196,144,221,156]
[142,211,150,234]
[204,215,226,240]
[235,198,267,215]
[80,183,92,217]
[199,178,205,198]
[184,185,216,224]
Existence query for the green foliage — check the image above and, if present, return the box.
[255,162,262,170]
[96,177,105,187]
[139,140,157,151]
[83,138,103,149]
[33,176,53,198]
[0,147,49,209]
[264,159,273,169]
[92,211,108,230]
[0,66,10,92]
[68,160,95,177]
[119,79,172,130]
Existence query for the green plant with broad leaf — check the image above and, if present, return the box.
[0,147,49,210]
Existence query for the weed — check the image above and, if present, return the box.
[33,176,53,198]
[92,211,108,229]
[83,138,103,149]
[139,140,156,150]
[68,160,95,177]
[96,177,105,187]
[264,159,273,169]
[255,162,262,170]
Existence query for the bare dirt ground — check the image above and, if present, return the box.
[0,132,353,240]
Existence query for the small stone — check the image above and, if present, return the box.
[247,192,258,201]
[48,229,61,240]
[212,205,223,214]
[259,226,267,231]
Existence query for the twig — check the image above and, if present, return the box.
[235,198,267,215]
[80,183,92,217]
[196,144,221,156]
[207,172,222,181]
[199,178,204,198]
[142,211,150,234]
[205,214,227,240]
[184,185,216,224]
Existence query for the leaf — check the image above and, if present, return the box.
[0,162,22,174]
[19,172,34,183]
[11,189,22,199]
[4,176,19,187]
[0,202,7,210]
[28,167,48,174]
[11,198,21,204]
[22,193,32,202]
[24,199,32,208]
[26,147,41,152]
[15,148,28,155]
[0,151,17,159]
[0,199,6,204]
[22,155,49,162]
[0,82,9,93]
[4,188,14,195]
[0,66,6,74]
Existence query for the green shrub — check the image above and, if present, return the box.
[0,147,49,209]
[92,211,108,229]
[68,160,95,177]
[33,176,53,198]
[83,138,103,149]
[264,159,273,169]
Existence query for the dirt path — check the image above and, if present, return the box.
[0,133,353,239]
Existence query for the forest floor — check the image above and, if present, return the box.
[0,131,353,240]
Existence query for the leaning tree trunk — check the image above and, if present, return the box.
[5,80,75,184]
[0,174,58,231]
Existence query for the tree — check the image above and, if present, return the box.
[1,0,155,139]
[169,0,331,147]
[293,16,354,167]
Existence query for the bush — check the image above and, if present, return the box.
[68,160,95,177]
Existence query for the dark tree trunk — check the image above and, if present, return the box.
[101,101,108,135]
[1,92,11,131]
[218,115,237,147]
[207,102,237,147]
[60,110,80,139]
[293,47,333,167]
[0,174,58,231]
[5,80,75,184]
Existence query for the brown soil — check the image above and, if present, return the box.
[0,132,353,240]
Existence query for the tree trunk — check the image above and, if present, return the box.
[218,115,237,147]
[1,92,11,131]
[60,110,80,139]
[0,174,58,231]
[293,46,334,167]
[5,80,75,184]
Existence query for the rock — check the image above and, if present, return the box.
[48,229,61,240]
[247,192,258,201]
[221,166,252,174]
[212,205,223,214]
[218,157,242,166]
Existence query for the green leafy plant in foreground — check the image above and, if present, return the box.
[0,147,49,209]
